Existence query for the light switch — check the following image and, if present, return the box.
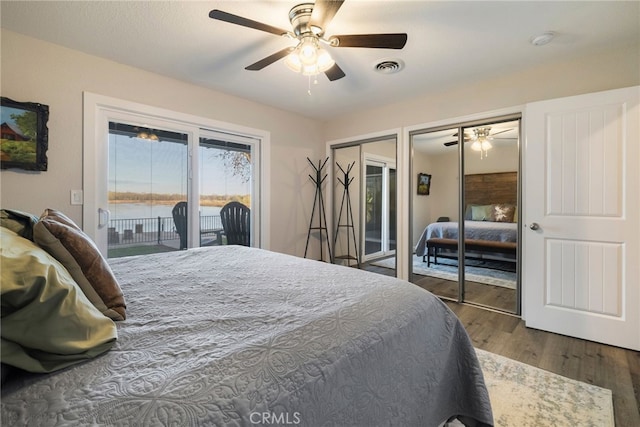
[70,190,84,205]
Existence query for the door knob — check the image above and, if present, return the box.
[529,222,540,231]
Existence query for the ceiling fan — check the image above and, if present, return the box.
[443,127,514,147]
[209,0,408,81]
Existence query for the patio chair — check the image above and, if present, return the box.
[220,201,250,246]
[172,201,188,249]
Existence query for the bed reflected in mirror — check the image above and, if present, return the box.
[410,118,520,315]
[462,120,520,313]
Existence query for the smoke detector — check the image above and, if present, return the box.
[374,59,404,74]
[530,31,555,46]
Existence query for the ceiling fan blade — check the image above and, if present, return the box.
[325,62,346,81]
[310,0,344,33]
[245,47,294,71]
[330,33,407,49]
[209,10,289,36]
[453,131,471,140]
[490,128,512,136]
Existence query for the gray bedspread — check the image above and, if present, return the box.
[415,221,517,257]
[1,246,492,426]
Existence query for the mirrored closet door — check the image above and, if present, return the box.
[332,137,397,277]
[410,117,521,314]
[410,127,460,301]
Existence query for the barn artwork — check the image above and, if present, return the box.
[1,97,49,171]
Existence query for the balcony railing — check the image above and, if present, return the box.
[107,215,222,247]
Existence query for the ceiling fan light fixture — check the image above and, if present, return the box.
[285,34,335,76]
[298,36,318,65]
[315,47,335,70]
[284,52,302,72]
[136,130,159,141]
[470,127,493,158]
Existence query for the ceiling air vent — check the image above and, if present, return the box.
[374,59,404,74]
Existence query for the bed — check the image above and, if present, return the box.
[414,220,518,258]
[415,172,518,264]
[1,213,493,426]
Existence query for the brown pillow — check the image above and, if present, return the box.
[33,209,126,320]
[492,204,516,223]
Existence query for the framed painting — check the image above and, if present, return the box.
[417,173,431,195]
[1,97,49,171]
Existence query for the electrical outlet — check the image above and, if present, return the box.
[70,190,84,205]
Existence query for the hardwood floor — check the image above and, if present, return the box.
[411,273,516,313]
[363,263,640,426]
[364,262,517,312]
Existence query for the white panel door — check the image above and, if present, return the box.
[523,86,639,350]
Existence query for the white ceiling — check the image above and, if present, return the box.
[1,1,638,121]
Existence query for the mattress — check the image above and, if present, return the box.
[1,246,492,426]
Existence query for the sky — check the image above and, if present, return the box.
[108,134,250,196]
[1,106,21,128]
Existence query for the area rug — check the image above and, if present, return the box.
[372,255,517,289]
[476,348,614,427]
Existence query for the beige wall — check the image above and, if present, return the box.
[413,149,465,244]
[0,29,326,257]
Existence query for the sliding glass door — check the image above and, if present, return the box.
[84,93,265,258]
[107,124,258,258]
[108,122,188,258]
[363,159,396,261]
[198,133,253,247]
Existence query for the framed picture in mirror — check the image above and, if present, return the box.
[417,173,431,195]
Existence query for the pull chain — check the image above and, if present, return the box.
[307,74,320,96]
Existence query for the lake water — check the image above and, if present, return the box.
[109,203,221,220]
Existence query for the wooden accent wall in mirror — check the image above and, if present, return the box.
[464,172,517,206]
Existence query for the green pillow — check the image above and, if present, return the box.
[0,209,38,240]
[471,205,494,221]
[1,227,117,373]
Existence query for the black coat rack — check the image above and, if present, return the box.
[333,161,360,268]
[304,157,332,262]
